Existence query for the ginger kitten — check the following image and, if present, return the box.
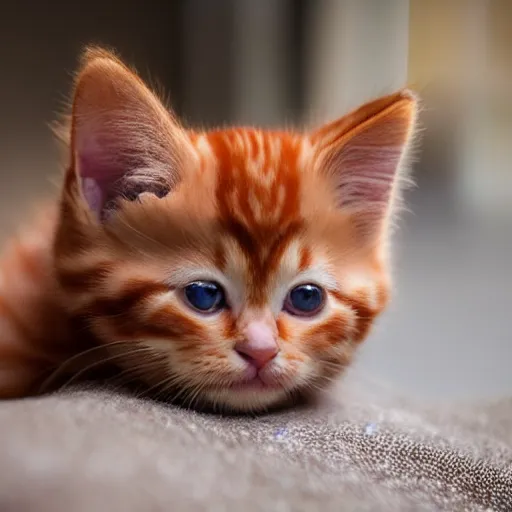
[0,47,417,412]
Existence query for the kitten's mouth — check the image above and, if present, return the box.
[200,370,299,412]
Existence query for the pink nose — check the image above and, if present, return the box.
[235,321,279,369]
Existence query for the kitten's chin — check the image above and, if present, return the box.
[201,385,293,413]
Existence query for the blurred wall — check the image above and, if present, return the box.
[231,0,290,127]
[306,0,410,122]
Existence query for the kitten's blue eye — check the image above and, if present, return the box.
[184,281,225,313]
[285,284,325,317]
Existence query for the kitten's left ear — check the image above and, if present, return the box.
[67,46,195,219]
[311,90,418,241]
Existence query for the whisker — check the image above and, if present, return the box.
[104,359,166,392]
[52,346,156,393]
[180,383,200,410]
[184,379,211,411]
[174,372,212,409]
[116,215,169,255]
[38,340,142,392]
[186,375,218,410]
[138,371,189,401]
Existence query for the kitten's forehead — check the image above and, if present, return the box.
[194,128,306,229]
[189,128,312,305]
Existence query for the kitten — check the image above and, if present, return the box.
[0,47,417,412]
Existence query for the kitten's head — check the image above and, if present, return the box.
[53,47,418,412]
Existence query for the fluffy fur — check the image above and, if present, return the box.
[0,47,418,412]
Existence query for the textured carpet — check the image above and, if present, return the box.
[0,372,510,511]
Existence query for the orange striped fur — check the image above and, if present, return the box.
[0,47,418,411]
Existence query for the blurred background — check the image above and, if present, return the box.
[0,0,511,401]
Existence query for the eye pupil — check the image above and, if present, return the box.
[286,284,324,316]
[184,281,225,313]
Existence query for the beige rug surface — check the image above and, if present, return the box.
[0,372,510,511]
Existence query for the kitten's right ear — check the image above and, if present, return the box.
[67,46,194,219]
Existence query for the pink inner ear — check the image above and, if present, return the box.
[77,128,113,174]
[333,141,403,213]
[76,139,173,220]
[75,130,136,217]
[81,177,104,215]
[318,114,414,238]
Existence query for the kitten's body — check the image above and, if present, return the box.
[0,48,418,412]
[0,205,74,396]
